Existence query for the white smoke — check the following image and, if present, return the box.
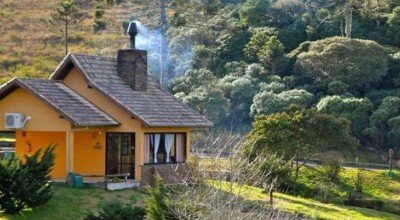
[133,20,194,83]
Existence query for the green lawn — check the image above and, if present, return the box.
[1,165,399,219]
[296,167,400,215]
[210,181,400,220]
[0,184,147,220]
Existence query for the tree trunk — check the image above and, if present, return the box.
[270,188,274,208]
[344,2,353,38]
[65,16,68,55]
[159,0,168,87]
[295,153,299,180]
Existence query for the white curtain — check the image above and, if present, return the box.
[151,134,161,163]
[164,134,173,163]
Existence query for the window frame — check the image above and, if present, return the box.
[144,132,187,165]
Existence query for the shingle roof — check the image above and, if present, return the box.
[50,54,213,128]
[0,78,119,127]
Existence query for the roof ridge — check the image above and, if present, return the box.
[71,53,116,60]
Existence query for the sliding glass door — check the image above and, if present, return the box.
[106,133,135,179]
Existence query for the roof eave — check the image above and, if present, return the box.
[15,79,83,126]
[74,123,121,127]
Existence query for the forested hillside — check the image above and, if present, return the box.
[2,0,400,156]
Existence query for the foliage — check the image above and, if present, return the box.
[179,85,230,126]
[243,27,277,63]
[84,198,146,220]
[320,152,345,183]
[145,175,176,220]
[317,96,373,143]
[363,96,400,150]
[244,107,359,179]
[172,69,217,95]
[388,6,400,44]
[294,37,389,89]
[354,171,364,193]
[0,145,56,214]
[251,89,314,115]
[93,4,106,33]
[258,36,289,75]
[49,1,85,54]
[344,196,385,211]
[244,152,293,190]
[6,0,400,157]
[240,0,272,26]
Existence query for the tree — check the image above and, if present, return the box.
[218,74,259,129]
[294,37,388,89]
[363,96,400,150]
[388,6,400,43]
[171,68,217,95]
[244,27,277,63]
[179,85,230,126]
[50,1,85,54]
[92,4,106,33]
[240,0,272,26]
[244,107,359,179]
[250,89,314,116]
[317,96,373,142]
[258,36,289,75]
[0,145,56,214]
[146,175,176,220]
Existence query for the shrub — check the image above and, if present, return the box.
[320,153,345,183]
[317,182,335,203]
[354,171,364,193]
[344,193,384,211]
[0,145,56,214]
[84,198,146,220]
[146,175,176,220]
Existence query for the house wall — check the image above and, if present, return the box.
[0,88,70,131]
[0,88,70,180]
[73,131,106,176]
[15,131,67,180]
[63,68,191,180]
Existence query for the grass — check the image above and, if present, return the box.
[0,137,14,142]
[0,0,161,81]
[0,133,15,142]
[0,183,147,220]
[200,156,400,218]
[1,160,398,219]
[296,167,400,214]
[209,180,400,220]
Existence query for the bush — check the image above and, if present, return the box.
[146,175,176,220]
[344,193,384,211]
[0,145,56,214]
[320,153,345,183]
[317,182,335,203]
[354,171,364,193]
[85,198,146,220]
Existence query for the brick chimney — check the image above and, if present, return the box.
[117,21,147,91]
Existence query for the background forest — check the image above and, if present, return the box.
[2,0,400,161]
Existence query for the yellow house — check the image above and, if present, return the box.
[0,23,212,183]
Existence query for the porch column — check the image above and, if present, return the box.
[135,131,144,181]
[186,132,190,162]
[66,131,74,174]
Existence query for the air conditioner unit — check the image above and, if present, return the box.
[5,113,26,129]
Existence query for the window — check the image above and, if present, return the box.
[144,133,186,164]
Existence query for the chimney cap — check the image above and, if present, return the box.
[127,21,138,35]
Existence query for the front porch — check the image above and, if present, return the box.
[14,130,191,184]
